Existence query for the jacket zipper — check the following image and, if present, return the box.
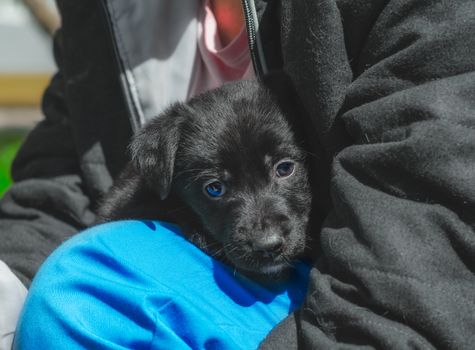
[100,0,143,133]
[241,0,268,77]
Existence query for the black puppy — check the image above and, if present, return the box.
[99,80,312,279]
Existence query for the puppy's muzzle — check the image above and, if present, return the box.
[252,232,284,257]
[237,211,291,257]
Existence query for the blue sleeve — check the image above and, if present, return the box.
[14,220,310,350]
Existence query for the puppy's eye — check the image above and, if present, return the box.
[204,180,226,198]
[275,161,295,178]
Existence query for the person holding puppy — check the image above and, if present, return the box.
[2,0,475,349]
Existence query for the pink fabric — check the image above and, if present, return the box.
[188,0,255,98]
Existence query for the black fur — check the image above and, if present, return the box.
[99,80,313,279]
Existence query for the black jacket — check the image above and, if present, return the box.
[1,0,474,348]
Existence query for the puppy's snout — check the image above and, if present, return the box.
[235,197,294,258]
[252,233,283,256]
[262,213,290,231]
[236,212,290,257]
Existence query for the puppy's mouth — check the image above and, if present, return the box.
[223,242,302,277]
[258,262,290,275]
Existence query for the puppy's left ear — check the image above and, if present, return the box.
[129,103,186,200]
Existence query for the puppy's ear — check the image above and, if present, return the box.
[129,103,186,200]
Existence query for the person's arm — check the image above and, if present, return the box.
[262,0,475,348]
[0,30,96,287]
[0,261,27,350]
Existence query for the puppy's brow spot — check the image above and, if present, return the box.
[264,154,272,165]
[223,170,232,181]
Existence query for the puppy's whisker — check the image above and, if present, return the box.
[227,246,240,255]
[211,248,225,258]
[281,255,295,268]
[302,149,321,160]
[183,173,215,190]
[238,252,252,263]
[206,240,222,247]
[161,206,188,215]
[174,167,209,177]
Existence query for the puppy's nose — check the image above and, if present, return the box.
[252,233,283,256]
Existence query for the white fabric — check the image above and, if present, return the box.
[187,0,254,97]
[104,0,200,129]
[0,261,27,350]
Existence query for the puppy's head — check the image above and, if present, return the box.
[131,80,312,276]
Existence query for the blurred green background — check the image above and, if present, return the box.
[0,128,27,196]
